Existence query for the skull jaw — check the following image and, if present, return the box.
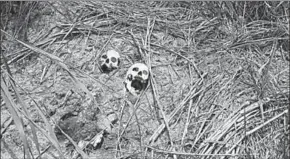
[101,64,117,73]
[130,79,148,95]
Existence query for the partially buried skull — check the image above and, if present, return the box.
[125,63,150,96]
[99,50,120,73]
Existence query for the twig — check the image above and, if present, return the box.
[226,109,288,155]
[146,145,257,157]
[181,99,193,147]
[1,117,13,138]
[116,90,146,158]
[246,110,287,136]
[115,97,126,158]
[92,32,115,73]
[36,145,51,159]
[127,30,145,61]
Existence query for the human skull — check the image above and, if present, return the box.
[124,63,150,96]
[99,50,120,73]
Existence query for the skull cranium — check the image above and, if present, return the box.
[124,63,149,96]
[99,50,120,73]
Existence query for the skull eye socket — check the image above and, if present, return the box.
[142,70,148,75]
[102,55,107,59]
[132,67,139,72]
[111,57,117,63]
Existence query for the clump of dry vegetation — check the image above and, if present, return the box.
[1,1,289,159]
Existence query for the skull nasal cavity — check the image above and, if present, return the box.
[106,59,109,63]
[138,71,142,76]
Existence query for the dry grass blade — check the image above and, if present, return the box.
[36,145,51,159]
[118,91,144,138]
[148,75,206,144]
[147,17,173,146]
[150,76,173,145]
[181,99,193,146]
[147,145,254,157]
[1,29,97,106]
[1,39,63,158]
[29,99,65,158]
[10,81,41,157]
[3,51,42,157]
[1,79,32,159]
[246,110,288,136]
[2,93,66,158]
[4,73,66,158]
[1,117,13,136]
[116,93,143,158]
[224,108,288,156]
[1,30,67,65]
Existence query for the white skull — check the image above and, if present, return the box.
[125,63,150,96]
[99,50,120,73]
